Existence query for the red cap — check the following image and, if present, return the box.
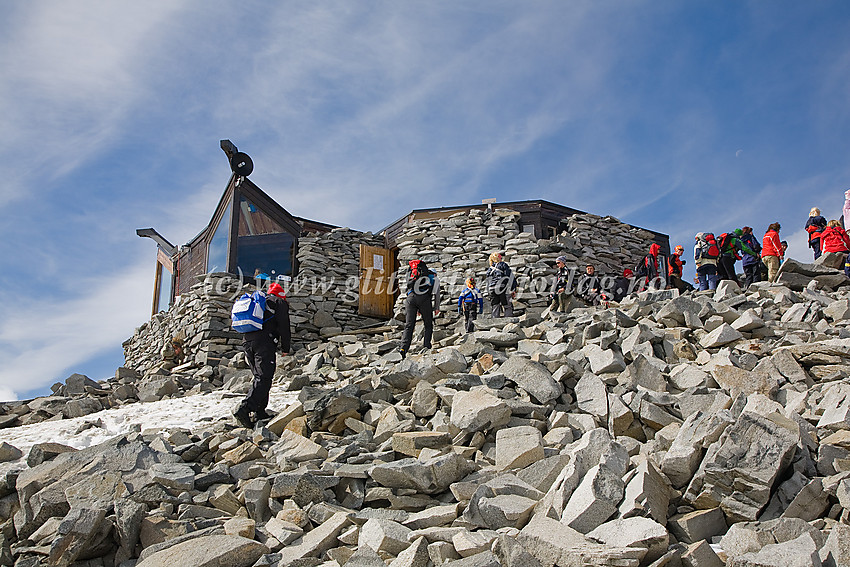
[623,268,634,277]
[268,283,286,299]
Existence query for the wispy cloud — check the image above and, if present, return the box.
[0,256,152,401]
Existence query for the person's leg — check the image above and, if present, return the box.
[557,292,569,312]
[419,295,434,349]
[697,266,708,291]
[490,294,503,318]
[400,296,417,355]
[813,240,821,260]
[764,255,780,282]
[504,292,514,317]
[742,264,754,288]
[467,308,477,333]
[240,338,276,422]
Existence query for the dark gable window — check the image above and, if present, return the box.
[235,195,296,279]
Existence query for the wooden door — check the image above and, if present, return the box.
[359,245,394,318]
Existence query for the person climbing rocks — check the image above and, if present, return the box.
[805,207,827,260]
[485,252,517,318]
[739,227,762,288]
[762,223,783,283]
[694,232,720,291]
[457,276,484,333]
[400,259,441,358]
[233,282,291,428]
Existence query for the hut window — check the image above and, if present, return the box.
[236,195,296,279]
[207,202,231,272]
[155,262,173,313]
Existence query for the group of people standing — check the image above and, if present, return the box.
[805,207,850,275]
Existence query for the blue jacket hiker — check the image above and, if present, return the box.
[457,277,484,333]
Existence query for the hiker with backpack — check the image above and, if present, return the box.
[457,276,484,333]
[716,231,755,284]
[762,223,784,282]
[486,252,517,317]
[739,226,762,288]
[400,259,441,358]
[635,243,663,290]
[805,208,827,260]
[231,282,291,428]
[694,232,720,291]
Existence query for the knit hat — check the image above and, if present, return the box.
[734,228,743,236]
[623,268,634,277]
[674,245,684,253]
[268,283,286,299]
[556,255,567,264]
[466,277,475,288]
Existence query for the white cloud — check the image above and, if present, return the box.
[0,1,190,210]
[0,256,152,401]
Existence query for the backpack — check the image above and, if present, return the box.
[408,260,435,295]
[231,291,269,333]
[634,259,648,279]
[701,233,721,259]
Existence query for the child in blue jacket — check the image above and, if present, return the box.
[457,277,484,333]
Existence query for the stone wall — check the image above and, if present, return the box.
[392,208,664,321]
[123,274,244,376]
[286,227,387,338]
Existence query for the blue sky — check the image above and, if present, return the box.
[1,1,849,401]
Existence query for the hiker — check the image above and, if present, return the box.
[739,226,762,288]
[667,245,687,292]
[549,255,570,312]
[485,252,516,317]
[805,208,827,260]
[820,220,850,259]
[607,268,634,303]
[717,230,755,284]
[694,232,720,291]
[457,276,484,333]
[232,283,291,428]
[400,259,440,358]
[762,223,783,282]
[636,243,663,290]
[576,264,602,305]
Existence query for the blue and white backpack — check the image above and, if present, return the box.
[231,291,268,333]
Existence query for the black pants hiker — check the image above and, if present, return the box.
[240,336,276,414]
[462,304,478,333]
[742,263,761,288]
[401,293,433,353]
[717,255,737,282]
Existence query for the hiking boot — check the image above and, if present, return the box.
[399,348,406,359]
[233,405,253,428]
[254,409,275,421]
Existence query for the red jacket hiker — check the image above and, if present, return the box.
[821,225,850,253]
[762,230,783,258]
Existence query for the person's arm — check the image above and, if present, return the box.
[476,290,484,314]
[275,299,291,353]
[457,292,463,313]
[432,275,441,313]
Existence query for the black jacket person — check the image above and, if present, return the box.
[400,260,440,358]
[234,283,291,427]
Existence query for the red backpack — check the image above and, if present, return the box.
[702,233,721,259]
